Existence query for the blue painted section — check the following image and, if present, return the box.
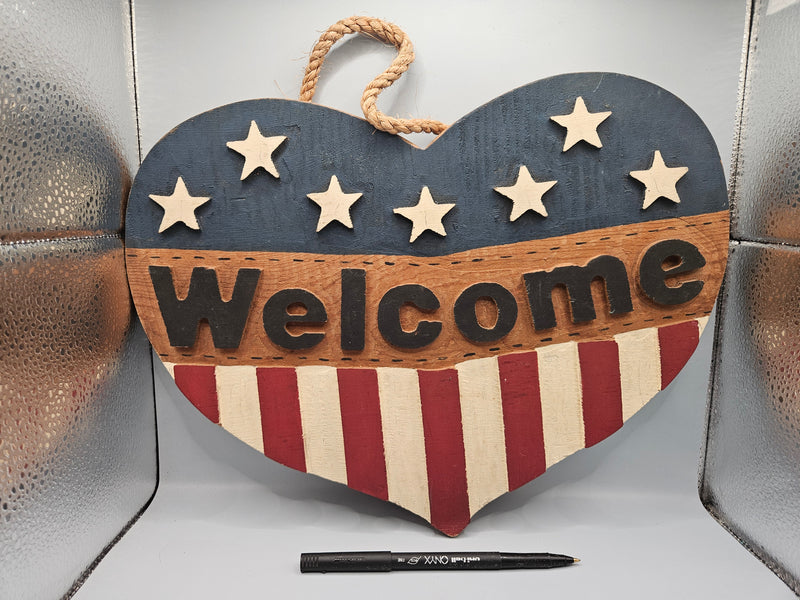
[125,72,727,256]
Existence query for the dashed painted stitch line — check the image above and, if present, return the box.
[129,217,727,270]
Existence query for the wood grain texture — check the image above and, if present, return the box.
[127,211,727,369]
[537,341,584,468]
[376,367,431,521]
[455,356,509,515]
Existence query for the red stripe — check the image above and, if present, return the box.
[658,320,700,388]
[497,352,545,490]
[578,340,624,447]
[173,365,219,424]
[337,369,388,501]
[417,369,470,537]
[256,367,306,472]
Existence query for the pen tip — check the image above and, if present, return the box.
[573,558,581,563]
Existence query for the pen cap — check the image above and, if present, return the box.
[301,552,393,573]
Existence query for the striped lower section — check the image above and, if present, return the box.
[167,317,707,536]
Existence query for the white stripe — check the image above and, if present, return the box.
[697,316,710,337]
[615,328,662,421]
[162,361,175,378]
[537,342,585,468]
[455,357,509,515]
[215,365,264,453]
[296,366,348,485]
[376,368,431,522]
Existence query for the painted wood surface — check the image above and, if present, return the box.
[125,71,729,536]
[127,212,726,368]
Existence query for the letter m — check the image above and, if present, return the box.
[149,266,260,348]
[523,255,633,331]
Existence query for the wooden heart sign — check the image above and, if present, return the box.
[125,23,727,536]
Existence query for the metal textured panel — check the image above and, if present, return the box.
[729,0,800,243]
[0,238,156,600]
[0,0,138,241]
[704,242,800,592]
[702,0,800,593]
[0,0,156,598]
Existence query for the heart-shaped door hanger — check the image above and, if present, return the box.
[125,17,728,536]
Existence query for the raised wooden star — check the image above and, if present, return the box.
[630,150,689,209]
[494,165,557,220]
[307,175,362,231]
[226,120,286,180]
[550,96,612,152]
[149,176,210,233]
[393,186,455,243]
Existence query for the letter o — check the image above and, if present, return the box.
[454,282,518,343]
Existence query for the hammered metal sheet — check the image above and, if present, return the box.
[702,0,800,593]
[0,0,138,241]
[0,0,157,598]
[729,0,800,244]
[0,238,156,600]
[704,242,800,592]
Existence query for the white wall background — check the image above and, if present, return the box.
[77,1,796,598]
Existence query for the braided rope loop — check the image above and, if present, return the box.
[300,16,447,135]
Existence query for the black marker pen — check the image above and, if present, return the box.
[300,551,579,573]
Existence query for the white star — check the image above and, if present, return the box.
[393,186,455,243]
[494,166,557,221]
[226,120,286,180]
[149,177,210,233]
[306,175,362,231]
[629,150,689,209]
[550,96,612,152]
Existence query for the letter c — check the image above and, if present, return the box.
[377,284,442,349]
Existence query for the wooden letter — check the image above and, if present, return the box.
[523,255,633,331]
[340,269,366,352]
[377,284,442,349]
[639,239,705,305]
[149,266,260,348]
[454,282,518,343]
[263,289,327,350]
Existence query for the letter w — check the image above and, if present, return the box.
[149,266,260,348]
